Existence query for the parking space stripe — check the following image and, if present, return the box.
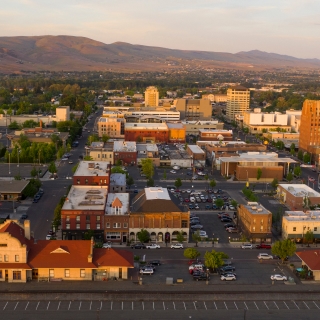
[254,302,259,310]
[303,301,310,310]
[3,302,8,310]
[283,301,289,309]
[100,301,102,310]
[214,302,217,310]
[173,302,175,310]
[163,302,165,311]
[293,301,300,309]
[68,301,71,310]
[142,301,144,311]
[89,301,92,310]
[153,302,155,311]
[264,301,269,309]
[234,302,238,310]
[47,302,50,310]
[57,301,61,310]
[193,302,197,310]
[313,301,320,309]
[36,302,40,310]
[224,302,228,310]
[273,301,279,310]
[79,301,81,310]
[204,302,207,310]
[122,302,123,311]
[25,302,29,310]
[111,301,112,311]
[244,302,248,310]
[14,302,19,310]
[183,302,186,310]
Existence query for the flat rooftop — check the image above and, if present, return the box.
[243,202,270,215]
[279,184,320,197]
[125,123,168,130]
[145,187,171,200]
[110,173,126,186]
[199,129,232,133]
[188,145,205,154]
[182,120,219,125]
[62,186,108,211]
[114,141,136,152]
[284,211,320,221]
[74,161,110,177]
[166,123,185,129]
[105,193,129,215]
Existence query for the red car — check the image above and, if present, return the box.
[256,243,271,249]
[185,198,190,202]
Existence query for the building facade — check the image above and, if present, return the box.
[56,106,70,122]
[89,142,114,164]
[97,117,124,138]
[198,129,233,141]
[167,123,186,143]
[174,99,212,120]
[144,86,159,107]
[113,141,137,165]
[182,120,224,136]
[124,123,169,143]
[226,86,250,121]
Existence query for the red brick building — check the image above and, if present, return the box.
[113,141,137,165]
[124,123,169,143]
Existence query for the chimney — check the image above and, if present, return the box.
[24,220,31,240]
[88,236,94,263]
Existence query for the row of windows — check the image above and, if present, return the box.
[66,223,100,230]
[76,179,108,185]
[66,216,101,222]
[106,222,128,228]
[49,269,86,278]
[0,254,19,262]
[293,227,318,232]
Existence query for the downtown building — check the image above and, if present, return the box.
[226,86,250,121]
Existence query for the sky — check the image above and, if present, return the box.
[1,0,320,59]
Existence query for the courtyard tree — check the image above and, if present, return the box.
[141,158,154,179]
[48,161,57,174]
[175,177,182,189]
[304,230,315,247]
[176,231,185,243]
[192,230,202,247]
[303,153,311,164]
[271,239,296,264]
[184,248,201,260]
[294,166,301,178]
[204,250,229,272]
[286,172,293,182]
[137,229,150,243]
[215,198,224,209]
[101,134,110,143]
[271,178,278,190]
[210,179,216,188]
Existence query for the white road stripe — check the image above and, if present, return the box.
[224,302,228,310]
[79,301,81,310]
[122,302,123,310]
[214,302,217,310]
[183,302,186,310]
[313,301,320,309]
[264,301,269,309]
[204,302,207,310]
[283,301,289,309]
[244,302,248,310]
[132,301,134,310]
[25,302,29,310]
[100,301,102,310]
[254,302,259,310]
[293,301,300,309]
[14,302,19,310]
[89,301,92,310]
[303,301,310,310]
[273,301,279,310]
[57,301,61,310]
[111,301,113,311]
[193,302,197,310]
[3,302,8,310]
[173,302,175,310]
[153,302,155,310]
[234,302,238,310]
[47,302,50,310]
[36,302,40,310]
[142,301,144,311]
[163,302,165,310]
[68,301,71,310]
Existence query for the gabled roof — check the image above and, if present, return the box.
[0,180,29,193]
[0,221,32,247]
[93,249,134,268]
[296,250,320,271]
[112,197,123,208]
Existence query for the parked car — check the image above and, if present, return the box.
[146,243,160,249]
[241,243,253,249]
[194,204,200,210]
[221,217,232,222]
[139,268,154,275]
[220,274,236,281]
[131,243,146,249]
[220,265,236,273]
[21,214,28,220]
[185,198,190,202]
[133,189,139,193]
[171,243,183,249]
[170,170,176,174]
[199,230,207,237]
[258,253,273,260]
[227,228,239,233]
[256,244,271,249]
[193,271,210,281]
[190,224,203,230]
[149,260,161,266]
[224,223,236,229]
[270,274,287,281]
[102,243,111,249]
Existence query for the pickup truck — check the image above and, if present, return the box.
[256,244,271,249]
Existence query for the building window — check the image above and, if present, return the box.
[123,222,128,228]
[113,222,121,228]
[0,270,2,278]
[106,223,110,228]
[76,224,80,229]
[49,269,54,277]
[315,227,318,232]
[66,216,70,222]
[96,216,100,221]
[66,224,70,229]
[15,255,19,262]
[96,224,100,229]
[76,216,80,222]
[85,179,88,185]
[65,269,70,278]
[4,255,9,262]
[252,226,255,232]
[13,271,21,280]
[86,224,90,230]
[181,220,188,228]
[0,254,2,262]
[77,179,80,185]
[106,232,121,240]
[86,215,90,222]
[293,227,296,231]
[260,226,263,231]
[80,269,86,278]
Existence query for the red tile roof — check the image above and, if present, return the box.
[296,250,320,270]
[0,263,31,269]
[0,221,32,247]
[93,248,134,268]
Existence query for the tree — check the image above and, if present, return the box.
[175,178,182,189]
[30,167,38,178]
[215,198,224,209]
[137,229,150,243]
[271,239,296,264]
[231,200,238,208]
[48,162,57,174]
[183,248,201,259]
[204,250,229,272]
[297,150,303,161]
[209,179,216,188]
[192,230,202,247]
[303,153,311,164]
[303,196,311,211]
[147,177,154,187]
[8,121,21,130]
[294,166,301,178]
[257,168,262,181]
[286,172,293,182]
[126,176,134,189]
[176,231,185,243]
[101,134,110,143]
[141,158,154,179]
[84,230,95,240]
[271,178,278,190]
[304,230,314,247]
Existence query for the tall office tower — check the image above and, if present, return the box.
[226,85,250,121]
[299,100,320,163]
[144,86,159,107]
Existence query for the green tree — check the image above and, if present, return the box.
[183,248,201,259]
[286,172,293,182]
[294,166,301,178]
[231,200,238,208]
[303,196,311,211]
[137,229,150,243]
[303,153,311,164]
[87,134,99,145]
[192,230,202,247]
[174,178,182,189]
[126,176,134,189]
[101,134,110,143]
[176,231,185,243]
[8,121,21,130]
[147,177,154,187]
[84,230,95,240]
[204,250,229,272]
[30,167,38,178]
[271,178,278,190]
[141,158,154,179]
[215,198,224,209]
[111,166,127,175]
[304,230,314,247]
[257,168,262,181]
[48,161,57,174]
[209,179,216,188]
[297,150,303,161]
[271,239,296,264]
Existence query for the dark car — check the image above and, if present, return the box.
[220,265,236,273]
[133,189,139,193]
[205,205,211,210]
[274,255,289,261]
[149,260,161,266]
[224,223,236,229]
[131,243,146,249]
[193,271,210,281]
[189,205,194,210]
[221,217,232,222]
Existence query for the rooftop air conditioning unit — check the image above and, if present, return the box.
[251,206,257,210]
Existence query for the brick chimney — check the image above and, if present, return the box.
[88,236,94,263]
[24,220,31,240]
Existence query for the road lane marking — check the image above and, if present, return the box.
[47,302,50,310]
[153,302,155,310]
[111,301,113,311]
[224,302,228,310]
[100,301,102,310]
[244,302,248,310]
[313,301,320,309]
[89,301,92,310]
[264,301,269,309]
[173,302,175,310]
[25,302,29,310]
[36,302,40,310]
[14,302,19,310]
[214,302,217,310]
[79,301,81,310]
[122,302,123,310]
[254,302,259,310]
[293,301,300,309]
[204,302,207,310]
[57,301,61,310]
[68,301,71,310]
[163,302,165,310]
[303,301,310,310]
[132,301,134,310]
[183,302,186,310]
[234,302,238,310]
[142,301,144,311]
[273,301,279,310]
[193,302,197,310]
[283,301,289,309]
[3,302,8,310]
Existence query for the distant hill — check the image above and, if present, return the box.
[0,35,319,73]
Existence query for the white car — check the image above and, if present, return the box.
[187,189,191,193]
[146,243,160,249]
[102,243,111,249]
[258,253,273,260]
[139,268,154,275]
[271,274,287,281]
[85,146,90,150]
[220,274,236,281]
[46,235,53,240]
[199,231,207,237]
[170,170,177,174]
[241,243,253,249]
[171,243,184,249]
[190,197,195,203]
[229,205,236,210]
[173,166,180,170]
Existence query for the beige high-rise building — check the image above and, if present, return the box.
[226,86,250,121]
[55,106,70,122]
[97,117,124,138]
[144,86,159,107]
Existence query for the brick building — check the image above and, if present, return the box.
[113,141,137,165]
[124,123,169,143]
[167,122,186,143]
[198,129,233,141]
[73,161,111,187]
[186,145,206,168]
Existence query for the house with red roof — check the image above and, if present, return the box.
[0,220,133,283]
[296,250,320,280]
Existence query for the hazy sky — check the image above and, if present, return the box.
[1,0,320,59]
